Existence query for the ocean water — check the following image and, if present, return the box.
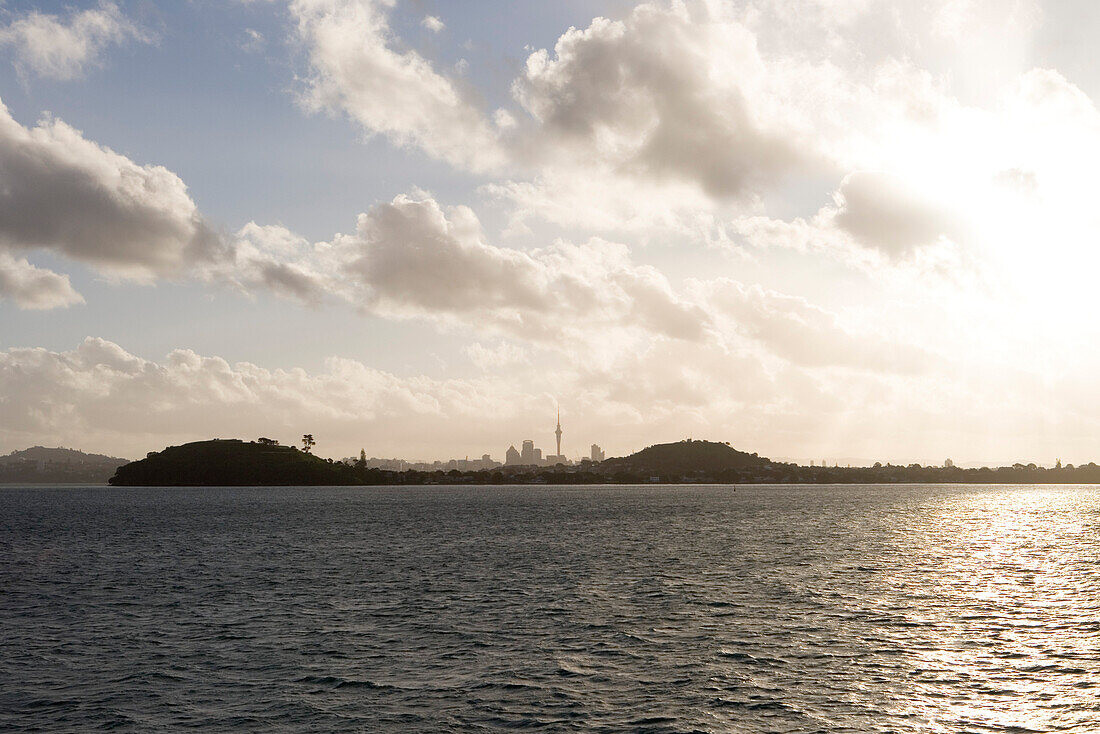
[2,484,1099,733]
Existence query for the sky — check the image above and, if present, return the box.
[2,0,1100,465]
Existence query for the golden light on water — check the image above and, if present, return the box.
[883,487,1100,731]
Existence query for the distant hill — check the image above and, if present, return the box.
[598,440,771,479]
[2,446,129,464]
[0,446,130,484]
[109,439,361,486]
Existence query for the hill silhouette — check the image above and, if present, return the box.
[1,446,130,484]
[599,440,770,477]
[4,446,129,464]
[109,439,359,486]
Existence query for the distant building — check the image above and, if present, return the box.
[504,409,576,466]
[590,444,605,462]
[555,408,563,458]
[944,458,954,468]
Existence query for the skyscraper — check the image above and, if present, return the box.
[555,406,562,458]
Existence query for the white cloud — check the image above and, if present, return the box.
[0,1,148,81]
[321,192,712,345]
[0,99,223,280]
[218,222,327,304]
[512,3,811,198]
[0,253,83,310]
[488,2,869,237]
[291,0,504,172]
[421,15,444,33]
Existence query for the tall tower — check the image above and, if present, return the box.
[555,406,562,457]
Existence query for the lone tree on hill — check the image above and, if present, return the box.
[302,434,316,453]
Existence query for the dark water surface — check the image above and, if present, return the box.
[2,484,1099,732]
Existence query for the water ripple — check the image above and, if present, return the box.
[2,484,1100,732]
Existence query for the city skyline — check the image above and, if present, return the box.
[5,1,1100,466]
[351,407,610,468]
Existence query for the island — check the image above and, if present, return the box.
[109,439,363,486]
[107,437,1100,486]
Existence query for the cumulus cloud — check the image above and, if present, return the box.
[291,0,504,171]
[326,193,712,344]
[0,99,223,279]
[217,222,327,304]
[0,1,148,80]
[513,3,810,198]
[0,254,83,310]
[284,0,831,227]
[489,1,870,236]
[421,15,444,33]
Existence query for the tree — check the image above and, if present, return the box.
[302,434,316,453]
[355,448,366,470]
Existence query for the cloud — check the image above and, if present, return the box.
[488,1,865,236]
[697,278,934,372]
[0,254,83,310]
[421,15,444,33]
[328,193,712,344]
[0,1,148,81]
[464,342,530,370]
[488,0,1047,242]
[185,190,715,349]
[291,0,504,172]
[284,0,822,224]
[512,3,810,198]
[831,171,964,256]
[218,222,327,304]
[0,99,224,279]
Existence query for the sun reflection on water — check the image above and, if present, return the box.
[879,487,1100,732]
